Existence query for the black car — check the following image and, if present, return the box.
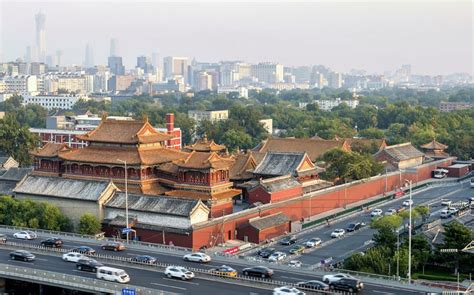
[258,248,276,258]
[346,222,362,232]
[41,237,63,248]
[71,246,96,255]
[131,255,157,264]
[10,250,35,262]
[297,280,330,291]
[330,278,364,293]
[76,259,103,272]
[242,266,274,278]
[280,236,297,245]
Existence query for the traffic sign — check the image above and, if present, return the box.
[122,228,133,234]
[122,288,136,295]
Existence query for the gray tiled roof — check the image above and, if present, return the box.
[0,167,32,182]
[14,175,112,201]
[0,181,16,196]
[249,212,290,230]
[259,176,301,193]
[253,152,305,176]
[380,143,424,161]
[105,192,202,217]
[0,157,9,165]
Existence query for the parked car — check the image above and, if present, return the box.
[385,208,397,216]
[305,238,322,248]
[258,247,276,258]
[71,246,96,255]
[288,260,302,268]
[41,237,63,248]
[268,251,286,262]
[209,265,237,277]
[62,252,86,263]
[273,286,305,295]
[242,266,274,278]
[371,209,383,217]
[13,231,37,240]
[101,241,125,251]
[402,199,414,207]
[331,229,345,238]
[346,222,361,232]
[76,259,103,272]
[165,266,195,280]
[329,278,364,293]
[322,273,355,284]
[96,266,130,283]
[0,234,7,243]
[296,280,330,291]
[289,245,305,255]
[10,250,35,262]
[280,236,297,245]
[131,255,156,264]
[183,252,211,263]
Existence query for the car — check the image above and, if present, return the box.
[385,208,397,216]
[441,199,452,207]
[40,237,63,248]
[370,209,383,217]
[101,241,125,251]
[296,280,330,291]
[448,207,459,216]
[273,286,305,295]
[346,222,361,232]
[131,255,156,264]
[10,250,35,262]
[329,278,364,293]
[242,266,274,278]
[331,229,345,238]
[76,259,103,272]
[280,236,297,245]
[322,273,355,284]
[62,252,86,262]
[305,238,322,248]
[440,209,451,219]
[71,246,96,255]
[402,199,414,207]
[258,248,276,258]
[165,266,195,280]
[289,245,305,255]
[183,252,211,263]
[13,231,37,240]
[0,234,7,243]
[268,251,287,262]
[96,266,130,283]
[288,260,302,268]
[209,265,238,277]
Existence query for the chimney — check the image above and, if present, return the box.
[166,113,174,133]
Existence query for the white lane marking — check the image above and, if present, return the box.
[150,282,186,290]
[126,252,146,256]
[71,269,95,275]
[280,275,306,280]
[162,277,199,285]
[372,291,395,295]
[9,260,35,265]
[35,258,48,261]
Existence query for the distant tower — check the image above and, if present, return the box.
[110,38,118,56]
[56,50,63,67]
[35,12,46,62]
[84,43,94,68]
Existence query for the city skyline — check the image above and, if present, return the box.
[1,1,472,75]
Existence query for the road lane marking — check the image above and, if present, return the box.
[372,291,395,295]
[280,275,306,281]
[9,260,35,265]
[35,258,48,261]
[162,277,199,285]
[150,282,186,290]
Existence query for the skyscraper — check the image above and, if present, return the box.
[163,56,188,83]
[137,55,153,73]
[108,56,125,75]
[35,12,46,62]
[84,43,94,68]
[110,38,119,56]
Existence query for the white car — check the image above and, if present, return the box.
[13,231,37,240]
[402,199,414,207]
[385,208,397,215]
[305,238,322,248]
[441,199,452,207]
[62,252,86,263]
[165,266,195,280]
[370,209,383,217]
[183,252,211,263]
[322,273,355,284]
[447,207,458,215]
[330,229,345,238]
[273,286,305,295]
[268,251,286,262]
[288,260,302,268]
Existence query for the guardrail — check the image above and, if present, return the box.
[0,263,170,295]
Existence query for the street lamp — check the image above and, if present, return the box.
[117,159,129,243]
[396,228,400,280]
[404,179,413,284]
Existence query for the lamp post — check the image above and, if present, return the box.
[404,179,413,284]
[396,229,400,280]
[117,159,129,243]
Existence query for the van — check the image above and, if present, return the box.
[96,266,130,283]
[440,210,450,219]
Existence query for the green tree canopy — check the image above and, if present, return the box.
[78,213,102,235]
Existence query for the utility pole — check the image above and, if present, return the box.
[117,159,129,243]
[407,179,413,284]
[396,229,400,280]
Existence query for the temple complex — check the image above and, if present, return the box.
[420,139,450,159]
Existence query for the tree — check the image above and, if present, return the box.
[359,128,385,140]
[414,205,430,221]
[78,213,102,235]
[0,114,40,166]
[220,129,253,152]
[371,215,403,231]
[373,226,398,252]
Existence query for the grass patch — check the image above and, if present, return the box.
[412,269,469,282]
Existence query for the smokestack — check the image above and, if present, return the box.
[166,113,174,133]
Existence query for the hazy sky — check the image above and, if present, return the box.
[0,1,472,75]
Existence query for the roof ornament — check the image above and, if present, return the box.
[203,133,208,142]
[101,112,108,121]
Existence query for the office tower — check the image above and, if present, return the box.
[163,56,188,83]
[328,72,342,88]
[110,38,119,56]
[137,55,153,74]
[35,12,46,62]
[84,43,94,68]
[108,56,125,75]
[251,63,284,84]
[30,62,46,75]
[56,50,63,67]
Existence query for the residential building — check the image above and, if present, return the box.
[163,57,188,83]
[314,98,359,111]
[108,75,134,92]
[193,71,213,92]
[2,75,38,94]
[23,94,89,110]
[328,72,342,88]
[439,101,473,112]
[217,86,249,98]
[251,62,284,83]
[188,110,229,122]
[30,62,46,75]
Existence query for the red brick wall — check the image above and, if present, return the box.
[248,187,271,204]
[210,201,233,218]
[259,223,290,242]
[248,186,303,204]
[236,225,258,243]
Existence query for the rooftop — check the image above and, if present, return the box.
[0,167,33,182]
[174,151,235,170]
[30,142,71,158]
[248,212,290,231]
[376,142,425,161]
[253,151,313,177]
[184,136,226,152]
[420,139,448,150]
[258,175,302,193]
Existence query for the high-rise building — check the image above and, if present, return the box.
[30,62,46,75]
[84,43,94,68]
[137,55,153,74]
[108,56,125,75]
[193,71,213,92]
[55,50,63,67]
[328,72,342,88]
[163,57,188,83]
[35,12,46,62]
[251,63,284,84]
[110,38,119,56]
